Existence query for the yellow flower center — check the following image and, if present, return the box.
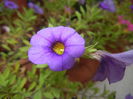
[52,42,65,55]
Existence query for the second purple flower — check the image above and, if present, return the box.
[93,50,133,84]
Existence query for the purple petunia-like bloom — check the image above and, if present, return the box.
[93,50,133,84]
[28,2,43,15]
[125,94,133,99]
[99,0,116,12]
[4,0,18,9]
[28,26,85,71]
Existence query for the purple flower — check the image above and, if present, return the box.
[4,0,18,9]
[99,0,116,12]
[78,0,86,5]
[125,94,133,99]
[28,2,43,15]
[28,26,85,71]
[93,50,133,84]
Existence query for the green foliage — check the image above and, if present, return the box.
[44,0,76,12]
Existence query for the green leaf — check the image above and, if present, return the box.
[36,64,48,68]
[33,90,42,99]
[107,92,116,99]
[28,82,36,91]
[44,88,60,99]
[75,11,81,21]
[80,34,84,38]
[13,94,23,99]
[80,6,85,17]
[2,44,11,51]
[22,39,30,46]
[48,23,54,27]
[51,88,60,98]
[43,92,54,99]
[19,46,29,52]
[3,69,10,79]
[14,62,20,73]
[17,77,27,90]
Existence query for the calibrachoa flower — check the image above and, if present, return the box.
[125,94,133,99]
[4,0,18,9]
[28,2,43,15]
[28,26,85,71]
[99,0,116,12]
[93,50,133,84]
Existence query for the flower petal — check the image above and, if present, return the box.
[111,50,133,66]
[62,53,75,70]
[103,55,126,84]
[94,51,126,84]
[51,26,64,41]
[28,2,44,14]
[100,0,116,12]
[65,45,85,57]
[93,59,107,81]
[65,33,85,46]
[33,4,44,15]
[125,94,133,99]
[61,27,76,41]
[37,27,55,42]
[30,34,51,47]
[28,46,51,64]
[104,0,116,12]
[48,53,75,71]
[4,1,18,9]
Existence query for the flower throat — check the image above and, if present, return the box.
[52,42,65,55]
